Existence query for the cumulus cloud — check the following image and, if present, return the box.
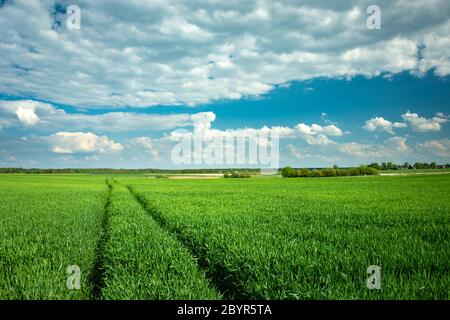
[15,108,40,126]
[364,117,407,134]
[191,112,216,132]
[131,137,153,151]
[0,100,54,126]
[417,20,450,77]
[287,144,302,159]
[416,139,450,157]
[0,1,449,108]
[364,112,448,134]
[168,112,343,144]
[295,123,343,137]
[45,132,123,154]
[339,142,384,158]
[339,136,409,158]
[402,111,448,132]
[304,134,335,145]
[0,100,193,132]
[131,136,159,157]
[384,136,408,152]
[128,112,345,161]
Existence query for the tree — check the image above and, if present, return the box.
[281,167,294,177]
[368,162,382,170]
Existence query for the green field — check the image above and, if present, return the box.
[0,174,449,300]
[380,168,450,174]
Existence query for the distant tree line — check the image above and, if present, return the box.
[0,167,262,174]
[1,162,448,175]
[281,166,379,178]
[367,162,450,170]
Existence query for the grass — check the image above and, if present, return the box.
[99,181,219,299]
[0,174,449,299]
[0,175,107,299]
[123,175,450,299]
[380,168,450,173]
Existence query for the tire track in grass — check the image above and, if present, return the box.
[102,182,219,299]
[89,178,112,299]
[126,185,243,299]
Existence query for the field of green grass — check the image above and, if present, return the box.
[0,175,107,299]
[380,168,450,174]
[0,174,449,300]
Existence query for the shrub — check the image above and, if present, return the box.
[358,166,379,176]
[321,168,336,177]
[281,166,378,178]
[309,170,323,177]
[224,171,252,178]
[299,169,310,177]
[281,167,294,177]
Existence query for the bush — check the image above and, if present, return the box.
[309,170,323,177]
[281,166,378,178]
[281,167,294,177]
[224,171,252,178]
[358,166,379,176]
[321,168,336,177]
[299,169,310,177]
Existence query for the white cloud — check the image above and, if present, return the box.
[304,134,335,145]
[131,137,153,151]
[339,136,409,158]
[339,142,383,158]
[295,123,343,137]
[384,136,408,153]
[0,1,449,108]
[162,112,343,145]
[341,37,419,76]
[0,100,193,132]
[191,112,216,132]
[416,139,450,157]
[131,136,159,157]
[15,107,40,126]
[320,112,337,125]
[402,111,448,132]
[364,112,448,134]
[417,20,450,77]
[0,100,54,126]
[85,155,100,161]
[364,117,407,134]
[169,112,343,145]
[312,124,343,136]
[46,132,123,154]
[130,112,345,161]
[293,123,342,144]
[287,144,302,159]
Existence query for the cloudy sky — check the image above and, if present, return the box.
[0,0,449,169]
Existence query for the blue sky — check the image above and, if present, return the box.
[0,1,449,169]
